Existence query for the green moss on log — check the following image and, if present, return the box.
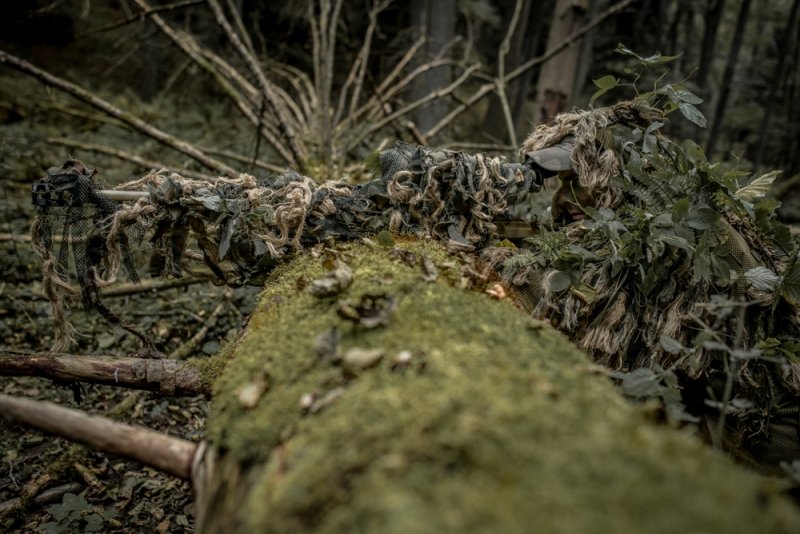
[203,239,798,533]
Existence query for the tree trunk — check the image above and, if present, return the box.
[188,240,799,533]
[409,0,457,141]
[533,0,587,125]
[754,0,800,170]
[705,0,752,158]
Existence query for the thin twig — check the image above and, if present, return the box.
[0,394,198,479]
[495,0,523,144]
[0,482,83,515]
[100,277,206,298]
[0,49,238,176]
[207,0,305,166]
[84,0,204,35]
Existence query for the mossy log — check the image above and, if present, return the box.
[194,239,799,533]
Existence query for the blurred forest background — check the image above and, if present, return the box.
[1,0,799,532]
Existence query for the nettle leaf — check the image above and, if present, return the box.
[674,89,702,104]
[671,197,690,222]
[547,270,572,292]
[590,75,618,105]
[779,263,800,305]
[685,206,720,230]
[620,368,664,397]
[678,102,707,128]
[734,170,781,202]
[745,266,779,291]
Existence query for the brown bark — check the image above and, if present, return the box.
[0,350,211,397]
[0,394,198,480]
[534,0,587,126]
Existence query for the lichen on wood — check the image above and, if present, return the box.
[198,239,799,534]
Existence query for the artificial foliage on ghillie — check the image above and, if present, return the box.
[497,97,800,469]
[30,86,799,471]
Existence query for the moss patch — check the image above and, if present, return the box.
[204,239,799,533]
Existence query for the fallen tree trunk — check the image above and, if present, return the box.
[2,240,798,532]
[190,240,799,533]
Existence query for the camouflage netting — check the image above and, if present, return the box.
[31,144,540,350]
[497,100,800,471]
[30,99,800,472]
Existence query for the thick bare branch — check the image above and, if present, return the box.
[0,394,198,479]
[0,350,212,397]
[0,49,238,176]
[423,0,639,139]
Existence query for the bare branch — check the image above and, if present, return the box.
[0,49,238,176]
[423,0,639,139]
[207,0,305,166]
[85,0,204,34]
[333,0,392,127]
[348,63,480,150]
[46,137,219,181]
[100,277,206,297]
[0,394,198,479]
[0,483,83,515]
[128,0,296,166]
[495,0,523,144]
[0,350,211,397]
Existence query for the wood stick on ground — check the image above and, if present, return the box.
[0,350,211,397]
[0,394,198,480]
[0,482,83,515]
[100,277,206,298]
[0,49,237,176]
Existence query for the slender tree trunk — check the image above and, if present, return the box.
[571,0,599,106]
[482,0,535,144]
[697,0,727,89]
[705,0,752,158]
[754,0,800,170]
[410,0,457,141]
[533,0,587,125]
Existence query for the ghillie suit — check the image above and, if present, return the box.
[30,100,799,474]
[498,100,800,473]
[31,145,541,350]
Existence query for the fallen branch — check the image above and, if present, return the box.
[0,482,83,515]
[100,277,205,298]
[0,394,198,480]
[0,350,212,397]
[0,49,237,176]
[168,292,230,360]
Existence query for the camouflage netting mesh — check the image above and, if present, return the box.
[499,100,800,470]
[30,100,800,472]
[31,144,541,350]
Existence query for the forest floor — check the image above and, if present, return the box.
[0,74,260,533]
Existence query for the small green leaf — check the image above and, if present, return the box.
[675,89,703,104]
[779,263,800,304]
[678,102,707,127]
[547,270,572,292]
[593,75,618,90]
[620,368,664,397]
